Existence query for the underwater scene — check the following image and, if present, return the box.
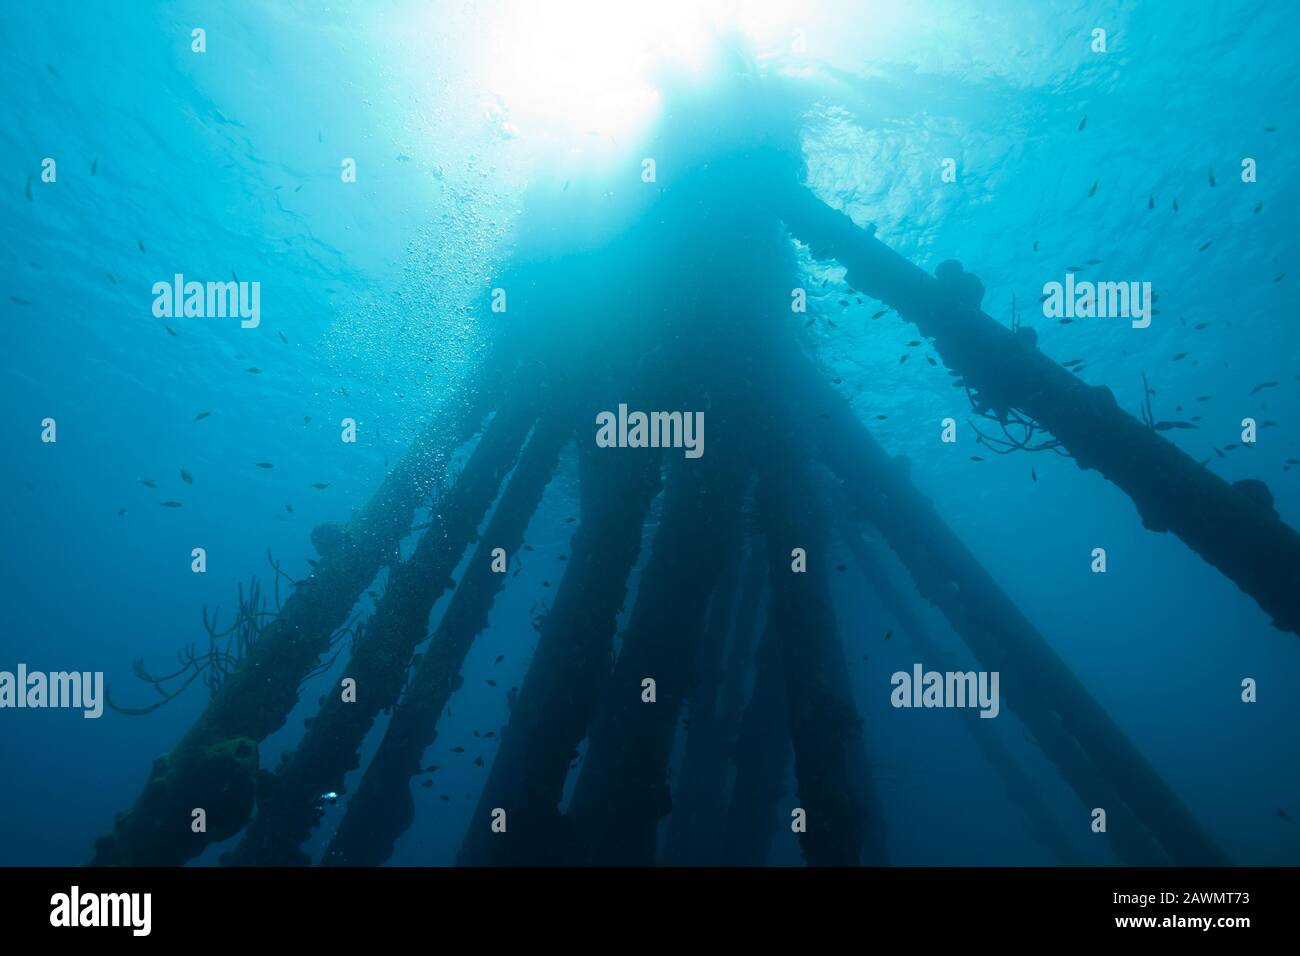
[1,0,1298,876]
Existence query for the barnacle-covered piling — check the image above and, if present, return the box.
[661,546,746,865]
[565,453,746,865]
[721,621,791,865]
[457,446,662,865]
[758,460,878,866]
[225,394,539,865]
[323,415,569,865]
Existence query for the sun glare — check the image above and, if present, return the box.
[475,0,798,155]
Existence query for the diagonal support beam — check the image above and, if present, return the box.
[780,186,1300,636]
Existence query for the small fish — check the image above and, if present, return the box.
[1153,421,1197,431]
[1173,197,1179,212]
[304,416,312,424]
[1208,169,1216,187]
[839,299,849,307]
[10,297,32,306]
[1087,180,1098,197]
[926,357,937,366]
[494,655,504,664]
[970,455,985,462]
[163,325,178,337]
[422,780,433,789]
[246,367,262,374]
[451,746,465,754]
[1031,467,1038,483]
[255,462,274,469]
[278,331,288,343]
[804,318,815,328]
[1058,318,1074,325]
[1194,322,1208,330]
[875,414,888,420]
[1264,126,1276,133]
[1195,396,1211,402]
[160,500,183,508]
[180,468,192,484]
[1077,114,1087,131]
[899,354,909,363]
[1197,241,1212,252]
[46,64,62,80]
[306,558,319,569]
[907,340,921,347]
[1032,240,1039,252]
[311,482,329,489]
[118,508,126,516]
[1066,264,1083,271]
[90,157,98,175]
[1147,193,1154,210]
[871,309,888,319]
[1173,352,1187,361]
[294,184,302,192]
[1085,258,1101,265]
[105,272,117,284]
[139,479,158,488]
[1062,359,1083,368]
[194,411,211,421]
[137,238,146,253]
[883,630,893,641]
[1278,808,1290,821]
[474,756,484,767]
[1274,273,1286,283]
[231,269,239,281]
[440,795,450,803]
[1251,381,1278,394]
[485,679,497,687]
[395,154,411,162]
[285,503,294,514]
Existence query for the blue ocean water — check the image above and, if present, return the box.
[0,0,1297,867]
